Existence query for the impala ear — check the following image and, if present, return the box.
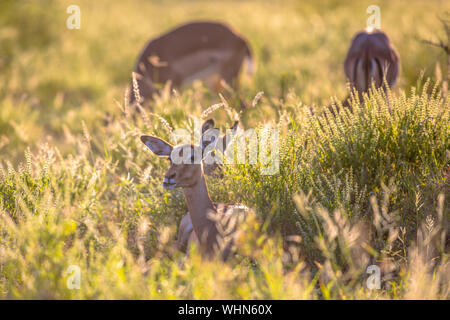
[140,136,173,157]
[223,121,240,151]
[202,119,215,134]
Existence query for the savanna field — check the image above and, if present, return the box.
[0,0,449,299]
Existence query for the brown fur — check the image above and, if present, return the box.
[129,21,254,106]
[141,135,248,260]
[344,29,399,96]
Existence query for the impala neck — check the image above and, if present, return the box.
[182,172,217,245]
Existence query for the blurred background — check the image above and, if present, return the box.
[0,0,448,163]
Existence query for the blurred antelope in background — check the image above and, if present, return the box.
[141,131,247,260]
[343,28,399,105]
[129,21,254,106]
[200,118,239,176]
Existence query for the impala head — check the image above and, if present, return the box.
[344,29,399,95]
[141,136,206,190]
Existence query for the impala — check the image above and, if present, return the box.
[343,28,399,104]
[141,125,246,259]
[129,21,254,106]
